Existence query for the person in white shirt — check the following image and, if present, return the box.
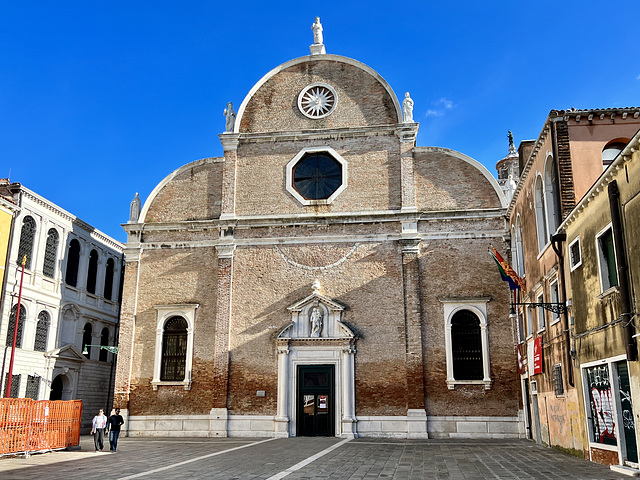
[90,409,108,452]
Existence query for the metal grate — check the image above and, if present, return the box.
[25,375,40,400]
[17,216,36,269]
[451,310,483,380]
[34,311,50,352]
[43,228,59,278]
[5,304,25,348]
[553,364,564,396]
[4,374,20,398]
[161,316,188,381]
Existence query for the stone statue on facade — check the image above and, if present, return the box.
[224,102,236,132]
[402,92,414,123]
[312,17,323,45]
[309,306,323,337]
[507,130,517,155]
[129,192,141,223]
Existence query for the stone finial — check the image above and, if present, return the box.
[312,279,321,294]
[129,192,141,223]
[310,17,326,55]
[402,92,414,123]
[508,130,516,155]
[224,102,236,132]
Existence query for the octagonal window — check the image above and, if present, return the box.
[286,147,347,206]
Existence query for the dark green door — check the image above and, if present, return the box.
[297,365,334,437]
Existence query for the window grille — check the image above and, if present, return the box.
[553,364,564,396]
[104,258,115,300]
[34,311,50,352]
[25,375,40,400]
[86,249,98,294]
[451,310,483,380]
[5,304,26,348]
[4,374,20,398]
[17,216,36,269]
[161,316,188,381]
[43,228,59,278]
[99,328,109,362]
[82,323,92,358]
[65,239,81,287]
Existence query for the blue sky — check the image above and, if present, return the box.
[2,2,638,243]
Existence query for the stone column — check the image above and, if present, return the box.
[401,239,429,438]
[210,242,235,436]
[274,345,290,437]
[341,345,357,438]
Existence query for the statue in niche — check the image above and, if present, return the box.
[129,192,141,223]
[309,307,323,337]
[224,102,236,132]
[312,17,323,45]
[402,92,414,123]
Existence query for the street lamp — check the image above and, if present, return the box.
[82,345,119,355]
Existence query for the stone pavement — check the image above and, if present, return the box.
[0,436,635,479]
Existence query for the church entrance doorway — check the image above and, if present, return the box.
[297,365,334,436]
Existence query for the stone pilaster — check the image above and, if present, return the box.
[400,142,417,213]
[275,345,290,437]
[219,133,239,220]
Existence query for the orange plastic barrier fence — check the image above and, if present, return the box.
[0,399,82,455]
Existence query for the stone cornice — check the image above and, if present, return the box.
[233,124,408,145]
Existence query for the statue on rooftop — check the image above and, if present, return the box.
[402,92,414,123]
[224,102,236,132]
[129,192,141,223]
[508,130,517,155]
[312,17,323,45]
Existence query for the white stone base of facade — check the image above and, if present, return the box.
[124,413,524,439]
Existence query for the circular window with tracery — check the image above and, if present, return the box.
[298,83,337,119]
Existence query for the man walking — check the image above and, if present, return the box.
[108,408,125,452]
[90,409,108,452]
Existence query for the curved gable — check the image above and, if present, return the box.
[236,55,402,133]
[413,147,507,211]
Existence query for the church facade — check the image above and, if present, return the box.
[115,26,522,438]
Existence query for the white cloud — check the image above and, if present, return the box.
[636,74,640,80]
[425,98,455,117]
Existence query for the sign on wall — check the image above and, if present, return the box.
[533,337,543,375]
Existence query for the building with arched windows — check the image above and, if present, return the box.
[0,180,124,431]
[507,108,640,464]
[115,25,523,439]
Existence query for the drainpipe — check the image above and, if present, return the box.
[608,180,637,361]
[551,232,574,386]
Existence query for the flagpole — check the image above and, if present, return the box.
[5,255,26,398]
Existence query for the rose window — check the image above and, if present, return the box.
[298,83,337,119]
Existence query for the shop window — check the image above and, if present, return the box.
[597,226,618,292]
[5,304,26,348]
[86,249,98,294]
[43,228,59,278]
[34,311,50,352]
[65,239,81,287]
[17,216,36,269]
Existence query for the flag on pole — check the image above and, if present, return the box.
[490,246,526,291]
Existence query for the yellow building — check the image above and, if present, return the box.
[561,128,640,471]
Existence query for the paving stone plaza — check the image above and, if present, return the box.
[0,437,634,479]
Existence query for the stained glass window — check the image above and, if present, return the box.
[34,311,50,352]
[17,216,36,269]
[5,304,26,348]
[43,229,59,278]
[293,153,342,200]
[161,316,188,381]
[451,310,483,380]
[86,249,98,294]
[65,239,81,287]
[104,258,115,300]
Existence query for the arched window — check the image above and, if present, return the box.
[17,216,36,269]
[161,316,188,381]
[86,249,98,294]
[511,226,519,276]
[534,175,548,252]
[104,258,115,300]
[82,323,92,358]
[99,327,109,362]
[602,141,627,169]
[5,304,26,348]
[65,239,81,287]
[515,215,525,277]
[451,310,483,380]
[544,156,560,238]
[43,229,59,278]
[34,311,50,352]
